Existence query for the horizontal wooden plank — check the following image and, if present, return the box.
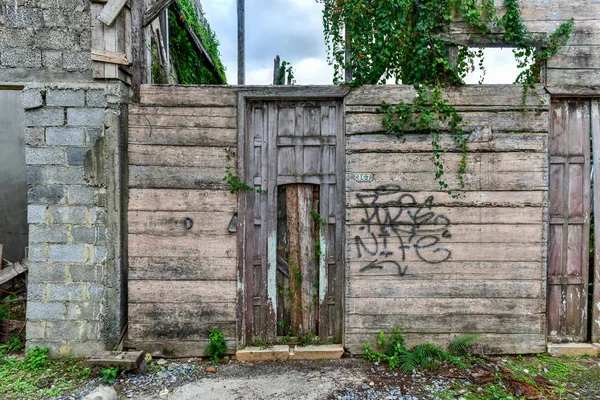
[347,314,544,334]
[129,145,231,168]
[129,165,227,189]
[129,256,236,281]
[348,297,544,315]
[128,211,235,236]
[347,206,542,225]
[346,133,548,153]
[345,171,547,191]
[128,126,236,146]
[347,152,547,173]
[129,113,236,129]
[346,242,542,262]
[345,85,548,107]
[345,333,546,355]
[129,105,237,118]
[547,68,600,87]
[347,224,542,243]
[346,111,549,135]
[124,339,236,357]
[129,280,236,303]
[128,234,236,258]
[128,189,236,212]
[348,279,543,299]
[139,85,238,106]
[547,46,600,69]
[345,190,545,207]
[348,261,542,280]
[129,321,236,341]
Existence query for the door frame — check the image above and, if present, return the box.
[236,87,350,348]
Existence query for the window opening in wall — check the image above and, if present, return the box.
[464,48,523,84]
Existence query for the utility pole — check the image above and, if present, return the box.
[237,0,245,85]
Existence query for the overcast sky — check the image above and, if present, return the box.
[202,0,520,85]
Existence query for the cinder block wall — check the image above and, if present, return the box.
[1,1,128,355]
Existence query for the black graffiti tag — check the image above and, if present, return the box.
[356,185,452,276]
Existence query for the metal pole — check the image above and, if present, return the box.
[237,0,245,85]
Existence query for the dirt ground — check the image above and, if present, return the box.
[132,356,600,400]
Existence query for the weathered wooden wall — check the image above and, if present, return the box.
[450,0,600,91]
[125,85,239,357]
[344,85,550,354]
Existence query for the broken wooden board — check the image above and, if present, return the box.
[97,0,128,26]
[0,262,27,286]
[88,350,145,370]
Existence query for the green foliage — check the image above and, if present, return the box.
[447,334,482,354]
[0,334,24,357]
[101,367,119,384]
[321,0,573,195]
[364,328,478,373]
[276,60,296,85]
[168,0,227,84]
[24,347,50,372]
[310,210,327,226]
[206,329,227,365]
[224,166,266,194]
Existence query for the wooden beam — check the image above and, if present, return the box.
[92,49,131,65]
[143,0,174,27]
[97,0,128,26]
[0,262,27,286]
[592,99,600,342]
[170,1,224,84]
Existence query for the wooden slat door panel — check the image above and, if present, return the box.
[548,99,591,342]
[242,100,344,343]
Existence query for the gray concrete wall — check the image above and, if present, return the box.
[0,90,28,262]
[1,0,128,356]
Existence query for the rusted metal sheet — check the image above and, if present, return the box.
[548,99,591,342]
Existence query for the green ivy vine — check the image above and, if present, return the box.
[320,0,573,195]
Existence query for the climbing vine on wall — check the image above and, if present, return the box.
[168,0,227,84]
[320,0,573,195]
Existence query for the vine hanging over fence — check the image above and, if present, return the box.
[320,0,573,196]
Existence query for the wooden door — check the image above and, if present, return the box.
[240,100,344,344]
[548,99,591,342]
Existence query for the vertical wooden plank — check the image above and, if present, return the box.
[286,185,302,334]
[266,101,278,340]
[592,99,600,342]
[237,93,247,348]
[334,102,345,342]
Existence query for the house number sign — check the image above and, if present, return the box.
[355,173,373,182]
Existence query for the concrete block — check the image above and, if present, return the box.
[63,51,91,71]
[1,47,41,68]
[86,90,107,107]
[29,185,67,205]
[289,345,344,360]
[65,301,101,320]
[2,6,43,28]
[49,206,87,224]
[27,205,47,223]
[42,50,63,68]
[47,90,85,107]
[43,166,84,185]
[236,346,290,361]
[47,283,84,301]
[27,283,46,302]
[86,127,103,144]
[91,207,107,225]
[46,127,85,146]
[27,262,67,283]
[67,108,105,126]
[69,341,106,357]
[68,186,95,205]
[26,321,46,340]
[88,284,104,300]
[28,244,47,262]
[548,343,600,357]
[68,148,87,166]
[45,320,84,340]
[26,147,67,165]
[26,167,43,185]
[27,301,66,320]
[72,227,106,244]
[25,108,64,127]
[25,127,45,147]
[70,264,102,282]
[29,225,68,243]
[22,89,43,110]
[49,244,87,263]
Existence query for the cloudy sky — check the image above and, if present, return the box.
[202,0,520,85]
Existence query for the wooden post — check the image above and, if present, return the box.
[592,99,600,342]
[237,0,245,85]
[344,26,352,84]
[273,55,281,85]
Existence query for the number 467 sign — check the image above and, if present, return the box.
[355,173,373,182]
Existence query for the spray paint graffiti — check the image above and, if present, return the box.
[355,185,452,276]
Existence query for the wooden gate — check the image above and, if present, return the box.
[239,99,344,344]
[548,99,591,342]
